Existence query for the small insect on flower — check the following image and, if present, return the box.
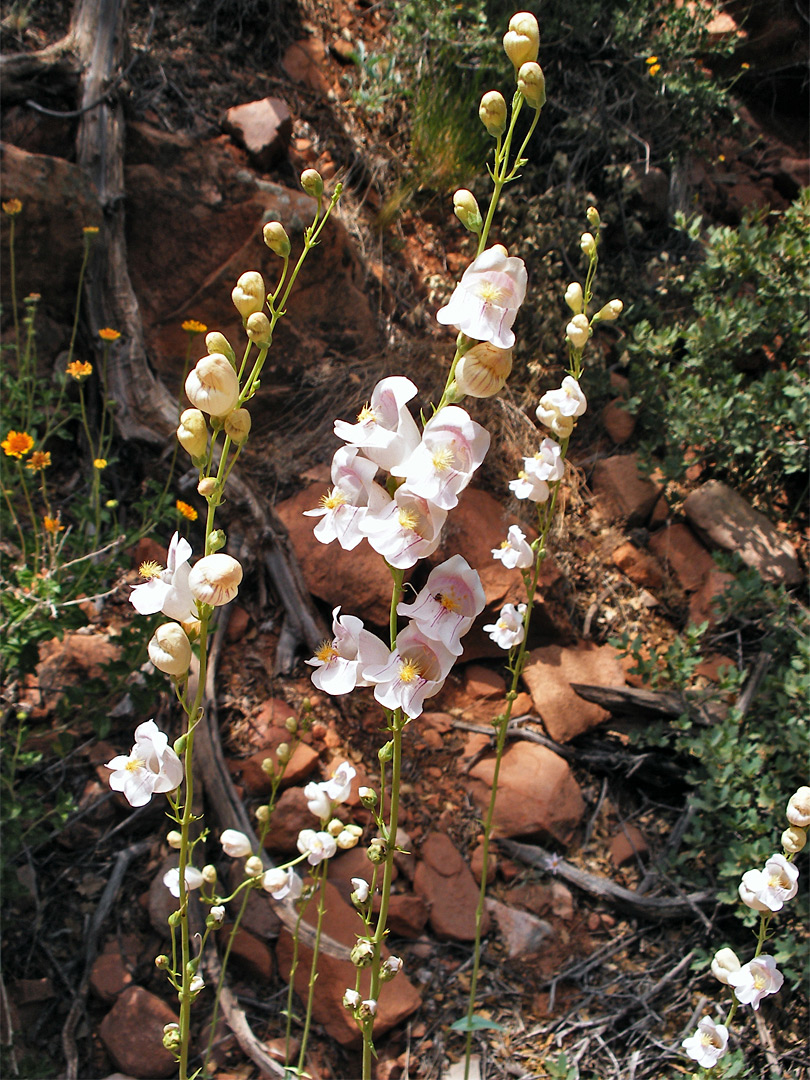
[26,451,51,471]
[182,319,208,335]
[175,499,198,521]
[2,430,34,458]
[66,360,93,380]
[98,327,121,341]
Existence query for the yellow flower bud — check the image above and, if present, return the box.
[205,331,236,367]
[452,189,482,233]
[263,220,291,257]
[782,826,806,854]
[301,169,323,199]
[503,12,539,70]
[479,90,507,137]
[224,408,251,444]
[148,623,192,676]
[188,553,243,607]
[586,205,601,227]
[454,342,513,398]
[595,299,623,321]
[197,477,217,497]
[580,232,596,256]
[202,864,217,884]
[246,311,272,348]
[517,61,546,110]
[177,409,208,458]
[185,354,240,417]
[564,282,584,314]
[566,314,591,349]
[231,271,266,319]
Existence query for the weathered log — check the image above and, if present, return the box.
[570,683,685,718]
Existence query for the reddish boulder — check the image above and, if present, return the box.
[611,541,664,589]
[223,97,292,170]
[591,454,662,525]
[413,832,488,942]
[522,642,626,743]
[98,986,178,1078]
[601,399,636,445]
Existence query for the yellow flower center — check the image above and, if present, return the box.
[434,590,461,614]
[125,756,144,772]
[356,403,376,424]
[139,560,163,580]
[473,280,509,305]
[430,446,455,473]
[398,657,421,683]
[315,641,339,663]
[753,972,766,990]
[321,488,347,511]
[397,508,419,532]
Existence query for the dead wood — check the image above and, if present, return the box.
[570,683,685,719]
[500,839,713,920]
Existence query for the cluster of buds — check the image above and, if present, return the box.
[682,786,806,1069]
[502,13,545,111]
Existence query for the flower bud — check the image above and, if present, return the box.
[202,863,217,884]
[155,953,170,969]
[186,354,240,418]
[358,786,377,807]
[564,282,584,314]
[343,988,361,1010]
[782,826,806,853]
[517,61,546,109]
[190,973,204,994]
[453,189,482,233]
[285,715,298,733]
[167,830,183,849]
[503,12,539,69]
[198,477,217,498]
[177,409,208,458]
[255,804,271,823]
[261,757,275,777]
[163,1026,182,1052]
[337,825,362,850]
[586,205,601,227]
[378,740,394,764]
[262,867,288,893]
[350,939,375,967]
[711,947,741,985]
[381,955,402,981]
[224,407,251,444]
[358,998,377,1020]
[301,169,323,199]
[148,623,192,676]
[595,299,623,321]
[580,232,596,256]
[263,220,291,257]
[351,877,370,903]
[232,271,266,319]
[366,837,387,864]
[454,341,513,398]
[276,742,291,762]
[566,314,590,350]
[208,529,226,553]
[221,829,252,858]
[209,905,225,925]
[479,90,507,137]
[205,331,236,367]
[188,553,243,607]
[787,787,810,828]
[327,817,344,838]
[244,855,264,878]
[246,311,272,348]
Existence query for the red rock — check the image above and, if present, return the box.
[234,741,319,794]
[695,654,737,684]
[611,542,664,589]
[275,880,420,1046]
[223,97,292,171]
[386,893,429,937]
[683,480,802,585]
[90,937,140,1003]
[98,986,179,1078]
[226,604,250,642]
[469,743,585,844]
[648,523,715,592]
[421,711,454,733]
[591,454,662,526]
[609,371,630,396]
[688,565,735,627]
[485,898,551,958]
[522,642,626,743]
[601,399,636,444]
[282,38,331,96]
[610,824,648,868]
[470,842,496,885]
[243,698,300,748]
[649,492,670,528]
[218,925,274,981]
[551,882,575,920]
[262,787,313,854]
[412,833,488,941]
[463,665,506,699]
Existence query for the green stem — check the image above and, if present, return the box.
[7,215,20,366]
[296,861,329,1076]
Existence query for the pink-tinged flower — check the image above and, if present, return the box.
[454,342,513,398]
[106,720,184,807]
[738,853,799,912]
[262,867,303,900]
[304,762,357,820]
[536,377,587,437]
[323,761,356,802]
[303,781,333,820]
[391,405,490,510]
[682,1017,729,1069]
[163,865,204,898]
[297,829,338,865]
[303,446,378,550]
[727,955,784,1010]
[711,947,741,985]
[363,623,456,719]
[360,483,447,569]
[483,602,527,649]
[492,524,533,569]
[397,555,485,655]
[305,607,390,695]
[221,829,252,858]
[334,376,421,472]
[509,439,564,502]
[436,246,528,350]
[130,533,196,622]
[188,553,242,607]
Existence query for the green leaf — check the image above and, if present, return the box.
[449,1015,505,1033]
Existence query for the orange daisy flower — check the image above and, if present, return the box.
[2,430,34,458]
[27,450,52,471]
[43,514,64,534]
[99,327,121,342]
[182,319,208,335]
[175,499,198,521]
[2,199,22,216]
[66,360,93,380]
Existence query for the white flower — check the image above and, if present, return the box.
[508,440,564,502]
[711,947,741,985]
[306,607,390,695]
[454,342,513,398]
[727,955,784,1010]
[396,554,486,656]
[297,829,337,866]
[324,762,356,803]
[185,353,240,418]
[209,905,225,924]
[787,786,810,828]
[334,376,421,472]
[536,377,587,438]
[738,854,799,912]
[565,314,590,349]
[343,988,361,1009]
[188,553,243,607]
[189,974,205,994]
[106,720,184,807]
[391,405,490,510]
[483,602,527,650]
[163,865,204,898]
[303,781,333,821]
[359,483,447,569]
[492,524,533,570]
[351,877,370,903]
[130,532,196,622]
[682,1017,729,1069]
[262,867,303,900]
[382,955,403,975]
[564,282,583,313]
[303,446,377,550]
[231,270,266,319]
[436,246,528,350]
[147,623,192,676]
[220,829,252,858]
[363,623,456,720]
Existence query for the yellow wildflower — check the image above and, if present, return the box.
[83,225,100,235]
[66,360,93,380]
[182,319,208,335]
[176,499,198,521]
[99,327,121,342]
[93,458,108,470]
[27,450,51,471]
[44,514,64,534]
[645,56,659,65]
[2,430,34,458]
[648,63,661,76]
[2,199,22,215]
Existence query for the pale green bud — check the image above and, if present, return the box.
[580,232,596,256]
[503,12,540,69]
[255,804,271,823]
[285,716,298,734]
[564,282,584,314]
[246,311,272,348]
[479,90,507,138]
[595,299,623,321]
[453,189,482,233]
[177,408,208,459]
[301,169,323,199]
[224,407,251,444]
[155,954,170,969]
[366,837,387,864]
[276,741,291,763]
[232,271,266,319]
[202,864,217,884]
[381,955,402,982]
[166,830,183,849]
[205,331,236,367]
[586,206,601,227]
[378,740,394,764]
[358,786,377,807]
[263,220,291,257]
[517,61,546,110]
[350,939,375,967]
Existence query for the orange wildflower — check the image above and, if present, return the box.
[99,327,121,342]
[27,451,52,471]
[66,360,93,380]
[2,430,34,458]
[43,514,64,534]
[182,319,208,334]
[83,225,99,235]
[176,499,198,521]
[2,199,22,215]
